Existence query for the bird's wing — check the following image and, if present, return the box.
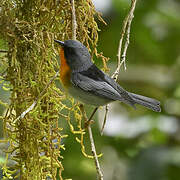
[71,64,136,107]
[103,73,136,106]
[71,72,122,101]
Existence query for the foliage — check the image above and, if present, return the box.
[0,0,106,179]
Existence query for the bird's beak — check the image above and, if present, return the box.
[54,39,65,46]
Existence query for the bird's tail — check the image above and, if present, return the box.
[129,92,161,112]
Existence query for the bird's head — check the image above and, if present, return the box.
[55,39,93,72]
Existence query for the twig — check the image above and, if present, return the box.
[120,0,137,71]
[79,105,103,180]
[71,0,103,178]
[112,0,137,80]
[13,71,59,123]
[88,126,103,180]
[37,71,59,99]
[71,0,77,40]
[100,104,109,135]
[85,107,98,128]
[102,0,137,133]
[0,49,8,53]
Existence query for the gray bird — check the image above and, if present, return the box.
[55,39,161,112]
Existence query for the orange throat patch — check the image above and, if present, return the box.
[59,47,71,88]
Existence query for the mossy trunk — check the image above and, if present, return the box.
[0,0,105,179]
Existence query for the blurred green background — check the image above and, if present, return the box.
[1,0,180,179]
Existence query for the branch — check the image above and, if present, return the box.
[79,105,103,180]
[102,0,137,133]
[88,126,103,180]
[84,107,98,128]
[100,104,109,135]
[71,0,77,40]
[13,71,59,123]
[112,0,137,80]
[0,49,8,53]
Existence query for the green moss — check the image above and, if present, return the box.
[0,0,106,179]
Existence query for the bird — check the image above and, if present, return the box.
[54,39,161,112]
